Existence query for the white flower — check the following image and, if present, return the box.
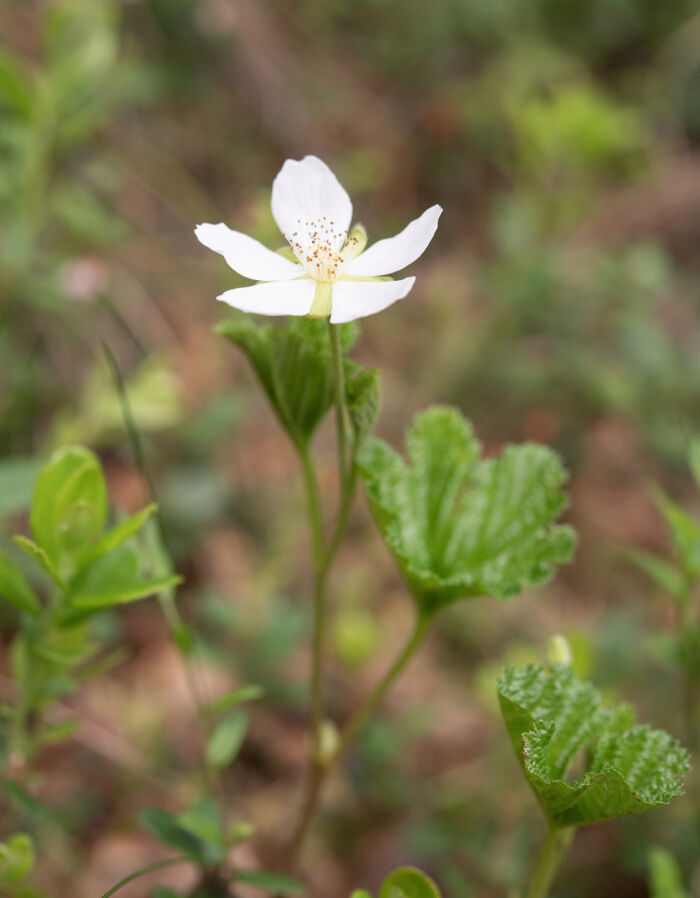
[194,155,442,324]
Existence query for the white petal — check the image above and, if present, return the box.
[330,277,416,324]
[217,278,315,317]
[271,156,352,252]
[195,222,303,282]
[346,205,442,278]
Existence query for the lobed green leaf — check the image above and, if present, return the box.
[498,664,690,827]
[360,407,575,615]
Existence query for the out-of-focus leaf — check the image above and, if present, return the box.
[0,51,33,118]
[206,711,248,768]
[360,407,575,616]
[30,446,106,567]
[85,504,158,563]
[653,489,700,577]
[0,833,35,888]
[66,545,181,609]
[498,664,690,827]
[0,552,40,616]
[379,867,443,898]
[12,536,64,589]
[206,685,264,717]
[629,549,688,601]
[648,847,688,898]
[140,807,217,865]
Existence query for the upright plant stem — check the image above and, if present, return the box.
[526,825,574,898]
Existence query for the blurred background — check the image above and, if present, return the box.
[2,0,700,895]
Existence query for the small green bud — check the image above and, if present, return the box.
[317,719,340,765]
[547,634,573,667]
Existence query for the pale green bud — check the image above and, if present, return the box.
[547,634,573,667]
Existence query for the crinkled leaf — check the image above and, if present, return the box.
[498,664,690,827]
[66,544,181,609]
[359,407,575,616]
[217,318,358,448]
[30,446,106,568]
[0,552,40,616]
[379,868,442,898]
[206,711,248,768]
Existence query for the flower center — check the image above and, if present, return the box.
[284,217,360,282]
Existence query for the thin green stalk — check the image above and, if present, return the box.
[526,825,574,898]
[331,614,431,763]
[103,344,227,828]
[100,857,189,898]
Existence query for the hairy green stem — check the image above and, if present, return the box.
[526,825,574,898]
[328,322,349,486]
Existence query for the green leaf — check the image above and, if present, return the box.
[85,504,158,563]
[206,711,248,768]
[0,551,40,616]
[66,545,181,609]
[648,848,688,898]
[30,446,107,567]
[359,407,575,616]
[497,664,690,827]
[346,367,381,447]
[629,549,688,602]
[235,870,305,894]
[0,51,33,118]
[379,868,442,898]
[140,808,216,865]
[13,536,65,588]
[206,685,264,716]
[176,799,222,859]
[0,833,35,888]
[350,892,373,898]
[1,779,49,822]
[217,318,358,448]
[653,489,700,577]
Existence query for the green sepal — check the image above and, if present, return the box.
[498,664,690,827]
[359,407,575,617]
[217,317,358,448]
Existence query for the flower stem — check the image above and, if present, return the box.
[526,825,574,898]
